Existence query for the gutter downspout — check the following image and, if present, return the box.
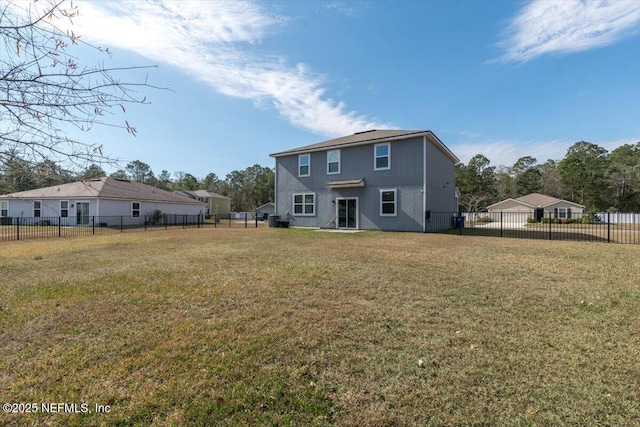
[423,136,427,233]
[273,161,278,217]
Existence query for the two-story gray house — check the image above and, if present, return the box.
[270,129,459,232]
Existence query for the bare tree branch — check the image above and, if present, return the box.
[0,0,166,171]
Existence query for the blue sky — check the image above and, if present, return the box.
[49,1,640,178]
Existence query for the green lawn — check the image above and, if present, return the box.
[1,228,639,426]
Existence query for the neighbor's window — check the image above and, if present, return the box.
[132,202,141,218]
[0,201,7,217]
[556,207,568,219]
[298,154,310,177]
[374,143,390,170]
[60,200,69,218]
[34,200,41,218]
[293,193,315,216]
[327,149,340,174]
[380,189,397,216]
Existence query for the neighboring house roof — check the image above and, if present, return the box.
[487,193,585,209]
[269,129,460,163]
[256,202,274,210]
[0,177,204,205]
[176,190,230,200]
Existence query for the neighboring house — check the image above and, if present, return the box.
[256,202,275,220]
[175,190,231,218]
[0,177,205,226]
[270,129,459,232]
[487,193,585,220]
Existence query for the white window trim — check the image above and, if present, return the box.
[380,188,397,217]
[132,201,141,218]
[33,200,42,218]
[292,192,315,216]
[374,143,391,171]
[557,207,568,219]
[0,200,8,217]
[327,149,340,175]
[298,154,310,177]
[60,200,69,218]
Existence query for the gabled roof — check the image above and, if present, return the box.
[176,190,230,200]
[256,202,274,210]
[487,193,585,209]
[0,177,204,205]
[270,129,459,163]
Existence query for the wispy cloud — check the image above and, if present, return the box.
[325,2,366,17]
[451,137,639,166]
[495,0,640,63]
[73,1,388,137]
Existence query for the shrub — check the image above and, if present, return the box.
[476,216,494,223]
[151,209,162,225]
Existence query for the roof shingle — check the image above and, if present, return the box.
[269,129,459,162]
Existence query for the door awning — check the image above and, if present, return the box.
[326,179,365,189]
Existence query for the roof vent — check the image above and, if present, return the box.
[354,129,377,135]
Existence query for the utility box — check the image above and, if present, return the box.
[268,215,280,228]
[452,216,465,229]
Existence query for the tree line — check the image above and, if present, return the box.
[456,141,640,212]
[3,140,638,214]
[0,155,274,213]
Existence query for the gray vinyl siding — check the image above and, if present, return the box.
[275,136,456,232]
[425,140,457,213]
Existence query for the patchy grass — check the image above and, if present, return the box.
[1,229,639,426]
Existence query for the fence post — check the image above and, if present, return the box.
[255,214,258,228]
[229,214,231,228]
[144,216,147,231]
[120,216,123,232]
[17,217,20,241]
[500,211,503,237]
[245,212,248,228]
[607,212,611,243]
[548,212,552,240]
[58,217,62,237]
[214,213,217,228]
[92,216,95,235]
[164,213,167,230]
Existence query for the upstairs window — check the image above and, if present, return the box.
[374,143,390,170]
[380,189,397,216]
[60,201,69,218]
[34,200,41,218]
[298,154,310,177]
[327,150,340,175]
[132,202,141,218]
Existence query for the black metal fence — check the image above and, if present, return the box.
[0,213,267,242]
[427,211,640,245]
